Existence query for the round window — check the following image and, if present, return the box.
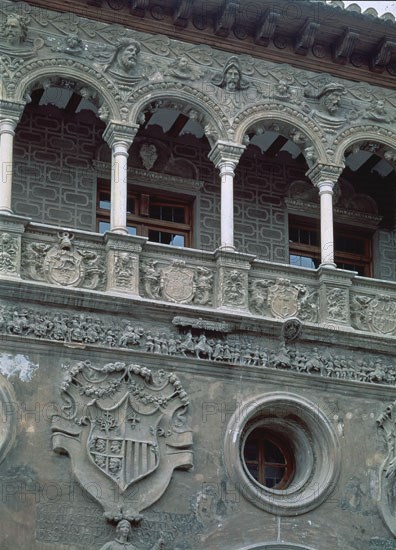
[224,392,341,515]
[243,428,294,490]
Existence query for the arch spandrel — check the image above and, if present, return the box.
[128,83,230,143]
[13,59,121,121]
[333,125,396,166]
[232,103,330,165]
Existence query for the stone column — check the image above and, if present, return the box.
[208,141,245,251]
[306,163,344,268]
[102,122,139,234]
[0,101,25,214]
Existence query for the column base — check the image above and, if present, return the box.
[319,262,337,269]
[217,244,236,252]
[110,227,129,235]
[0,208,13,215]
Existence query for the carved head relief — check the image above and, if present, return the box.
[116,38,140,73]
[3,13,28,46]
[318,83,346,115]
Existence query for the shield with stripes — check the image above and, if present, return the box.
[88,399,160,491]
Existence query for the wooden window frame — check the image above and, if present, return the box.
[243,428,294,490]
[289,216,373,277]
[96,179,193,247]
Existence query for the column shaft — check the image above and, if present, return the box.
[219,161,236,250]
[0,120,17,213]
[318,181,336,267]
[111,142,129,234]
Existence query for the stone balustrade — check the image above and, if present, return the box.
[1,215,395,340]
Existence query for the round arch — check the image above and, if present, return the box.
[333,125,396,165]
[233,103,330,164]
[13,59,120,120]
[128,83,230,142]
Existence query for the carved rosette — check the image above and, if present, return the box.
[22,232,106,289]
[140,259,213,305]
[249,278,318,322]
[0,233,19,275]
[351,294,396,335]
[52,361,193,523]
[377,401,396,536]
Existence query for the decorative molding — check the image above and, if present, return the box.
[93,162,204,193]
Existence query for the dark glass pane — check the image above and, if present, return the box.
[335,236,365,255]
[264,440,286,464]
[289,227,299,243]
[150,205,161,219]
[99,193,111,210]
[161,206,173,221]
[173,207,185,223]
[244,440,258,461]
[148,231,185,247]
[245,463,259,481]
[337,262,364,275]
[126,198,135,214]
[264,466,285,488]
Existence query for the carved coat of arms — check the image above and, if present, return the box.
[52,361,193,522]
[161,261,196,303]
[367,295,396,334]
[267,278,301,318]
[23,232,105,289]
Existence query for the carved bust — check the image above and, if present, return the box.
[214,57,249,92]
[3,13,28,46]
[317,83,345,116]
[99,520,164,550]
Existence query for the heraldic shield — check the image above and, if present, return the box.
[52,361,193,522]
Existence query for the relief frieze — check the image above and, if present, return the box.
[0,233,19,274]
[2,0,396,146]
[140,259,213,306]
[2,302,396,388]
[249,277,318,323]
[22,231,106,290]
[351,294,396,335]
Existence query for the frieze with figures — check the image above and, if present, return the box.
[1,0,396,155]
[1,302,396,387]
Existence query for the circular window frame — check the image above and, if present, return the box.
[224,392,341,515]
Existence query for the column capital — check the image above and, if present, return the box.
[208,140,246,168]
[306,162,344,187]
[0,100,25,127]
[102,122,139,149]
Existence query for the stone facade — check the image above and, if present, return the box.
[1,0,396,549]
